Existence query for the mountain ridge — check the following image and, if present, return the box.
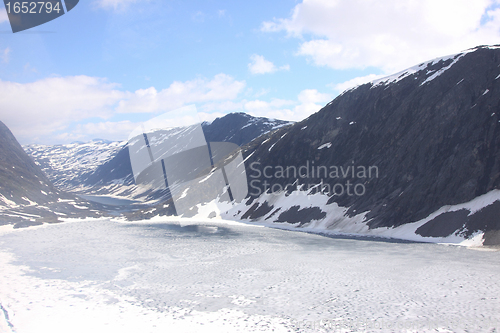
[23,113,292,204]
[217,45,500,245]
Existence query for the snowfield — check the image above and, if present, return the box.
[223,189,500,247]
[0,218,499,333]
[23,140,126,191]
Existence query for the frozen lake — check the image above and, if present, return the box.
[79,195,141,206]
[0,218,499,333]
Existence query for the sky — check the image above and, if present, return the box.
[0,0,499,145]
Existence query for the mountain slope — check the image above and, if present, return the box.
[0,121,59,207]
[0,122,107,226]
[222,45,500,245]
[79,113,291,201]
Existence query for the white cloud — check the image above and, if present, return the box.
[292,89,332,120]
[0,76,126,143]
[248,54,290,75]
[244,98,295,113]
[0,9,8,24]
[56,121,139,143]
[297,89,331,104]
[200,101,245,113]
[116,74,245,113]
[1,47,10,63]
[195,88,332,122]
[244,89,332,121]
[0,73,331,144]
[78,121,138,137]
[0,74,246,144]
[197,111,227,124]
[331,74,385,93]
[94,0,145,10]
[262,0,500,73]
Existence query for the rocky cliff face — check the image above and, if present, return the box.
[228,45,500,245]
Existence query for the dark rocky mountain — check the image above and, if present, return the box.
[226,45,500,245]
[0,121,108,227]
[78,113,291,201]
[202,112,290,146]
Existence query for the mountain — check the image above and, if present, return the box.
[23,113,290,202]
[23,140,126,191]
[215,46,500,246]
[0,122,108,227]
[201,112,290,145]
[77,113,291,202]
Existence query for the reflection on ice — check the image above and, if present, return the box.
[123,222,235,237]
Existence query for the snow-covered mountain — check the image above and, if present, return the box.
[23,140,126,191]
[23,113,291,204]
[80,113,291,203]
[201,112,290,145]
[79,113,291,202]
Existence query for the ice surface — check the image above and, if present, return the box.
[0,218,499,333]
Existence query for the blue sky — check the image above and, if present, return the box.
[1,0,499,144]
